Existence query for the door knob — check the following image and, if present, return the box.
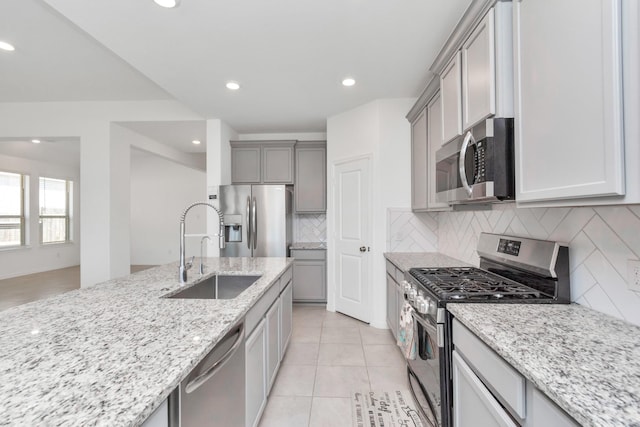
[359,246,366,252]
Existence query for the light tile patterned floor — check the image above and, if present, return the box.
[259,305,409,427]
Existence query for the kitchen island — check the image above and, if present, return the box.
[0,257,293,427]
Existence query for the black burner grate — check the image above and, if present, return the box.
[408,267,542,301]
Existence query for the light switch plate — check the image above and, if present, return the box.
[627,260,640,292]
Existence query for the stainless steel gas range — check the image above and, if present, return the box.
[401,232,570,427]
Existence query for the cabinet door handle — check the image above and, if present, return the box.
[360,246,366,252]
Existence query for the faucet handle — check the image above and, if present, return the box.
[186,255,194,270]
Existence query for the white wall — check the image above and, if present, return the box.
[327,98,415,329]
[0,100,203,286]
[130,150,206,265]
[205,119,238,257]
[0,153,81,280]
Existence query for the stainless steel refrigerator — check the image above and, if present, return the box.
[219,185,292,257]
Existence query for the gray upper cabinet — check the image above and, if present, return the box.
[294,141,326,213]
[429,1,514,146]
[513,0,626,204]
[440,52,463,145]
[232,145,262,183]
[411,108,429,211]
[263,145,294,183]
[461,9,495,130]
[427,92,452,211]
[231,141,296,184]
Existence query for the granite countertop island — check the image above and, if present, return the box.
[448,303,640,427]
[0,257,293,427]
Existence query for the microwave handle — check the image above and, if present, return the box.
[459,131,475,197]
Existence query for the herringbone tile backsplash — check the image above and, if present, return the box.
[294,214,327,242]
[387,208,438,252]
[438,203,640,327]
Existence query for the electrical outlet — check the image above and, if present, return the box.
[627,260,640,292]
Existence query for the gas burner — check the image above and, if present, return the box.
[409,267,543,301]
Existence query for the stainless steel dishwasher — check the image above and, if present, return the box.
[170,321,245,427]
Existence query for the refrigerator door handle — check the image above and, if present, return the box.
[252,197,257,250]
[246,196,252,250]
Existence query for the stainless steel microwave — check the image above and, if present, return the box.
[435,118,515,204]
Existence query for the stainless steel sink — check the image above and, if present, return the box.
[168,275,261,299]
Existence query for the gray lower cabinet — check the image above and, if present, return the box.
[294,141,326,213]
[280,280,293,355]
[265,300,280,393]
[245,267,293,427]
[245,319,267,427]
[385,260,405,340]
[231,141,295,184]
[291,249,326,302]
[452,319,579,427]
[386,273,398,339]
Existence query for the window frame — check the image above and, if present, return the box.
[0,171,26,247]
[39,177,72,245]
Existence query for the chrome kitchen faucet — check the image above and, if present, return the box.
[179,202,225,283]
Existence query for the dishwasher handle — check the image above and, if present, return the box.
[185,323,245,394]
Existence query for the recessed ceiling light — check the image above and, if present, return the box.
[226,81,240,90]
[192,140,201,145]
[31,139,41,144]
[153,0,180,8]
[342,78,356,87]
[0,41,15,51]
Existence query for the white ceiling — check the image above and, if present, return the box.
[0,138,80,168]
[117,121,207,153]
[0,0,171,102]
[1,0,472,135]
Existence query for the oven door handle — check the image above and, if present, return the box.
[411,311,443,348]
[459,131,475,197]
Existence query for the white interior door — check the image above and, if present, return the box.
[333,156,371,323]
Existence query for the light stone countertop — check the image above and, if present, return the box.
[447,303,640,427]
[383,252,470,272]
[290,242,326,250]
[0,257,293,427]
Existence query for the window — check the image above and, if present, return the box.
[0,171,26,247]
[39,177,72,244]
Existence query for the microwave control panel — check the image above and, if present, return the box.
[475,140,487,183]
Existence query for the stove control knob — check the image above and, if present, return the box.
[427,299,437,316]
[401,280,411,293]
[408,286,418,302]
[415,295,428,314]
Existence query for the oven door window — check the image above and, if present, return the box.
[408,312,442,427]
